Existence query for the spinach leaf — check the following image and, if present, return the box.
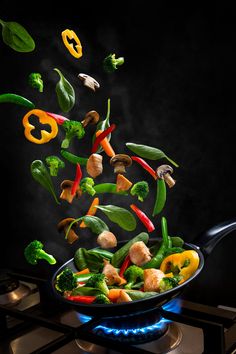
[74,247,105,273]
[92,98,111,153]
[81,216,109,234]
[126,142,179,167]
[96,205,137,231]
[31,160,60,204]
[0,19,35,52]
[54,68,75,113]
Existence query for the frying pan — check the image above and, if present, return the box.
[51,219,236,317]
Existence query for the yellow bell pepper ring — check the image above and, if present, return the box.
[22,109,58,144]
[160,250,200,284]
[61,29,82,59]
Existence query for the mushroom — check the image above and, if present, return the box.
[81,110,100,128]
[156,165,176,188]
[78,73,100,92]
[97,231,117,249]
[57,218,79,244]
[86,153,103,178]
[60,180,82,203]
[110,154,132,174]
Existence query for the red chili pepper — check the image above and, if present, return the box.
[71,163,82,196]
[91,124,116,153]
[130,204,155,233]
[66,295,96,303]
[46,112,70,125]
[131,156,157,180]
[119,254,132,278]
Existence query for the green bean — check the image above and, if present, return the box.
[60,149,88,166]
[0,93,35,108]
[152,178,166,216]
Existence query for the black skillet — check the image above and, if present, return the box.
[51,219,236,317]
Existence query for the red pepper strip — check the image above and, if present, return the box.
[131,156,157,180]
[46,112,70,125]
[66,295,96,303]
[119,254,132,278]
[71,163,82,196]
[130,204,155,233]
[91,124,116,153]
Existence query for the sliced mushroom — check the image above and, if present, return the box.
[110,154,132,174]
[81,110,100,128]
[97,231,117,249]
[60,180,82,203]
[78,73,100,92]
[86,153,103,178]
[57,218,79,244]
[156,165,175,188]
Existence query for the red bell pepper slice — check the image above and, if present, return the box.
[46,112,70,125]
[91,124,116,153]
[71,163,82,196]
[131,156,157,180]
[130,204,155,233]
[66,295,96,303]
[119,254,132,278]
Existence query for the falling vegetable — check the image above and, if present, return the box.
[130,181,149,202]
[28,73,44,92]
[46,112,70,125]
[91,124,116,154]
[156,165,176,188]
[61,29,82,58]
[80,177,96,196]
[24,240,56,265]
[60,180,82,204]
[130,204,155,233]
[80,197,99,228]
[60,149,88,166]
[78,73,100,91]
[152,178,167,216]
[0,93,35,108]
[93,98,111,153]
[96,204,137,231]
[45,156,65,177]
[61,120,85,148]
[94,183,129,195]
[116,174,133,192]
[54,68,75,112]
[81,111,100,128]
[71,163,82,196]
[57,218,79,244]
[131,156,157,180]
[95,130,116,157]
[110,154,132,174]
[0,18,35,52]
[103,53,124,73]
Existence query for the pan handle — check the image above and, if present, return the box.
[193,218,236,257]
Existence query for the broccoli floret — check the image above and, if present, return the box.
[24,240,56,265]
[130,181,149,202]
[55,267,78,292]
[94,294,111,304]
[85,273,109,295]
[103,53,124,73]
[80,177,96,196]
[45,155,65,176]
[124,265,144,289]
[61,120,85,148]
[28,73,44,92]
[159,276,180,293]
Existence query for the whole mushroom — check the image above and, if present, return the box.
[81,110,100,128]
[60,180,82,203]
[57,218,79,244]
[156,165,176,188]
[110,154,132,174]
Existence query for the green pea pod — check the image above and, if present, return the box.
[0,19,35,52]
[152,178,166,217]
[94,183,128,195]
[54,68,75,113]
[92,98,111,153]
[96,205,137,232]
[31,160,60,204]
[0,93,35,108]
[60,149,88,166]
[71,287,102,296]
[125,290,158,300]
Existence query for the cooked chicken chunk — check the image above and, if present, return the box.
[143,269,165,292]
[102,260,127,286]
[116,290,132,303]
[129,241,152,266]
[97,231,117,249]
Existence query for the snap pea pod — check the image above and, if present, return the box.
[60,149,88,166]
[0,93,35,108]
[164,247,184,257]
[125,290,158,300]
[75,273,94,282]
[71,287,102,296]
[152,178,166,216]
[94,183,128,195]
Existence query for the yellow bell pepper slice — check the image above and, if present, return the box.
[61,29,82,59]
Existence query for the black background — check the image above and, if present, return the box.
[0,3,235,307]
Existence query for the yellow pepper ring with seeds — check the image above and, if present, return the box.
[160,250,200,284]
[22,109,58,144]
[61,29,82,59]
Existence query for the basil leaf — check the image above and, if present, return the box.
[54,68,75,113]
[0,19,35,52]
[126,142,179,167]
[96,205,137,231]
[92,98,111,153]
[81,216,109,234]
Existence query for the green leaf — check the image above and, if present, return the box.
[92,98,111,153]
[81,216,109,234]
[126,142,179,167]
[54,68,75,113]
[74,248,105,273]
[0,19,35,52]
[96,205,137,231]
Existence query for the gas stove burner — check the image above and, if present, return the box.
[0,273,31,306]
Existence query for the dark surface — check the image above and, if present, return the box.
[0,3,235,307]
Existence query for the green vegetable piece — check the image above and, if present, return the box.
[94,294,111,304]
[111,232,149,267]
[74,248,108,273]
[124,265,144,289]
[0,18,35,52]
[28,73,44,92]
[61,120,85,148]
[96,205,137,232]
[60,149,88,166]
[24,240,56,266]
[45,155,65,177]
[159,276,180,293]
[55,267,78,292]
[0,93,35,108]
[54,68,75,113]
[130,181,149,202]
[94,183,128,195]
[171,236,184,248]
[164,247,184,257]
[31,160,60,204]
[93,98,111,153]
[125,290,158,301]
[126,143,179,167]
[152,178,166,217]
[103,53,124,73]
[71,287,102,296]
[80,177,96,196]
[89,248,113,260]
[80,216,109,235]
[85,273,109,295]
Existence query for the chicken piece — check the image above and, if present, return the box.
[102,260,127,286]
[129,241,152,266]
[116,290,132,303]
[143,269,165,292]
[97,231,117,249]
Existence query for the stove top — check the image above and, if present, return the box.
[0,272,235,354]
